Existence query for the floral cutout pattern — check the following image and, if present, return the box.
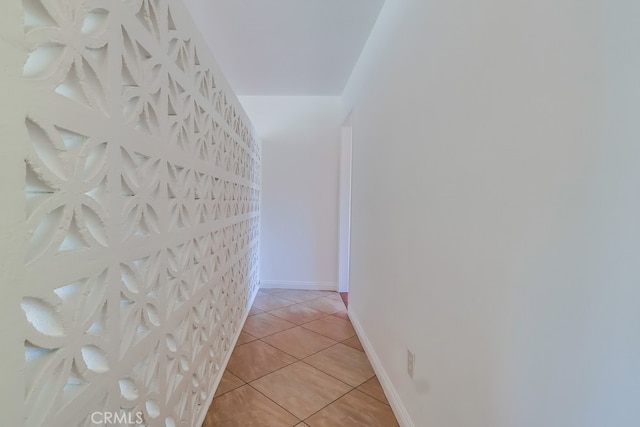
[20,0,260,426]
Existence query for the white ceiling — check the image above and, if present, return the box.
[183,0,386,96]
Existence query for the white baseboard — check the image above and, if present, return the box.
[348,309,415,427]
[260,280,338,291]
[195,285,259,427]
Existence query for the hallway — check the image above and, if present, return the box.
[202,289,399,426]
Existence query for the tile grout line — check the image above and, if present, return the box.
[245,382,304,425]
[206,290,398,426]
[232,299,357,384]
[267,310,334,324]
[297,344,376,387]
[242,301,360,421]
[219,293,362,421]
[255,334,338,360]
[237,297,351,427]
[356,381,395,406]
[225,341,299,383]
[300,387,356,423]
[243,341,360,424]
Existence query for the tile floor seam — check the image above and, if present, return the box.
[234,337,358,391]
[267,307,333,321]
[204,290,399,426]
[297,357,373,390]
[233,341,300,383]
[255,337,303,360]
[304,389,398,426]
[272,295,323,304]
[299,387,356,424]
[267,310,333,325]
[243,323,297,339]
[225,341,298,383]
[245,359,357,425]
[252,300,297,311]
[241,315,298,338]
[298,323,356,341]
[357,388,393,406]
[257,333,338,360]
[292,345,336,360]
[249,337,299,374]
[212,381,245,399]
[249,361,356,423]
[245,382,303,424]
[242,361,295,384]
[250,358,355,391]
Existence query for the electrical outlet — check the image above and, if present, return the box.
[407,349,415,378]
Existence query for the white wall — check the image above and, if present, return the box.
[0,1,260,426]
[0,2,29,425]
[240,97,341,290]
[343,1,640,426]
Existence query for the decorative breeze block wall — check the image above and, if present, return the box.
[19,0,260,425]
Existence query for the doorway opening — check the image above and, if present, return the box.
[338,112,353,298]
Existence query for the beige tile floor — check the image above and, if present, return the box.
[202,289,399,427]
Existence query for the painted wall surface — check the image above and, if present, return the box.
[0,0,260,426]
[343,1,640,426]
[240,97,341,289]
[0,2,30,426]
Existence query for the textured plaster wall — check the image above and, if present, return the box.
[0,0,260,426]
